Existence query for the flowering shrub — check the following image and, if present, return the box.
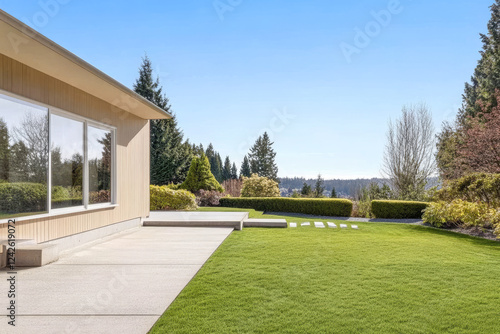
[241,174,280,198]
[196,190,225,207]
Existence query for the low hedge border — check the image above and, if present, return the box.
[371,200,429,219]
[219,197,353,217]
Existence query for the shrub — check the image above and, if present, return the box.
[371,200,429,219]
[436,173,500,207]
[219,197,353,217]
[423,200,500,230]
[241,174,280,197]
[196,190,225,207]
[0,182,47,213]
[150,185,197,211]
[89,190,111,204]
[180,154,224,193]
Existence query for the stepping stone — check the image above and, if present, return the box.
[290,223,297,228]
[301,222,311,226]
[351,225,359,229]
[340,224,348,229]
[314,222,325,228]
[327,222,337,228]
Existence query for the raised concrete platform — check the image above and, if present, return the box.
[144,211,249,230]
[243,218,287,228]
[0,226,233,334]
[15,243,59,267]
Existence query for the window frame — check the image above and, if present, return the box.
[0,89,117,223]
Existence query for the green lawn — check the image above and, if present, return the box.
[150,208,500,334]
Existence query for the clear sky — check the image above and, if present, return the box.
[0,0,493,179]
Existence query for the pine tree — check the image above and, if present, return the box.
[180,153,224,193]
[214,153,223,183]
[223,156,231,181]
[301,183,312,197]
[231,163,238,179]
[437,1,500,179]
[240,155,251,178]
[330,187,337,198]
[460,0,500,121]
[247,132,279,181]
[134,56,192,185]
[313,174,325,198]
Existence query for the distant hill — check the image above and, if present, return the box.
[279,177,440,198]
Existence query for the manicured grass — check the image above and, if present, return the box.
[150,208,500,334]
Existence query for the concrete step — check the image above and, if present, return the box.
[243,219,288,228]
[144,220,243,230]
[0,239,37,268]
[15,244,59,267]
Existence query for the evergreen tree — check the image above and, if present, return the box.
[247,132,279,181]
[437,1,500,179]
[0,119,10,181]
[134,56,192,185]
[240,155,251,178]
[214,153,223,183]
[330,187,337,198]
[180,153,224,193]
[301,183,312,196]
[313,174,325,198]
[460,0,500,121]
[223,156,232,181]
[231,163,238,179]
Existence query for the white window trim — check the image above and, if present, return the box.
[0,89,118,224]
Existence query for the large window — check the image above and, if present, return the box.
[0,96,49,218]
[0,92,115,220]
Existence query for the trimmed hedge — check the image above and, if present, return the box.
[371,200,429,219]
[219,197,353,217]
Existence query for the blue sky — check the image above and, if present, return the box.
[0,0,493,179]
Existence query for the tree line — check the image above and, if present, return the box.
[134,56,279,186]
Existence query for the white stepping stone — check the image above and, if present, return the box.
[340,224,348,229]
[301,222,310,226]
[290,223,297,228]
[351,225,359,229]
[314,222,325,228]
[327,222,337,228]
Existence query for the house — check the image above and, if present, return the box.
[0,10,170,266]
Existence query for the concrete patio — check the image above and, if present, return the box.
[0,226,233,334]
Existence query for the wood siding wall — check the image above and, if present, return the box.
[0,54,150,243]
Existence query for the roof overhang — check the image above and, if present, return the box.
[0,10,171,120]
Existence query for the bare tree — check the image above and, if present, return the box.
[382,104,436,200]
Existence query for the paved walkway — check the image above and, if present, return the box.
[0,226,233,334]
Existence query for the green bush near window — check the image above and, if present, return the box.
[371,200,429,219]
[219,197,353,217]
[150,185,197,211]
[0,182,47,213]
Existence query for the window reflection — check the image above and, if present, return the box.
[51,114,84,209]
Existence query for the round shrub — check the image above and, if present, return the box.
[241,174,280,197]
[150,185,197,211]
